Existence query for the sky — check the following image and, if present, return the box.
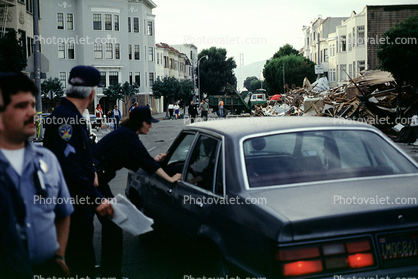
[154,0,417,67]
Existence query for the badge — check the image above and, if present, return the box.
[39,159,48,174]
[59,124,73,141]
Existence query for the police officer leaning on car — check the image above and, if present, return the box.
[43,65,113,277]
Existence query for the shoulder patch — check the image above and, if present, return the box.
[59,124,73,141]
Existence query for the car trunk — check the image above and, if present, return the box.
[247,174,418,242]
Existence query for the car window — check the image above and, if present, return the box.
[166,133,196,166]
[186,135,220,192]
[244,130,418,188]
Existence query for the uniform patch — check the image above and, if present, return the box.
[59,124,73,141]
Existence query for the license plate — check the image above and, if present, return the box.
[377,230,418,266]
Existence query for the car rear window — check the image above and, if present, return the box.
[243,130,418,188]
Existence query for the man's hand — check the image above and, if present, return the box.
[94,172,99,187]
[96,199,114,218]
[170,173,182,183]
[55,257,70,277]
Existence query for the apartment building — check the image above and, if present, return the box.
[304,5,418,87]
[40,0,158,114]
[0,0,39,60]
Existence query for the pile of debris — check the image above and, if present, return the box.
[252,71,418,129]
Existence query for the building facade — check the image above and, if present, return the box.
[303,5,418,87]
[40,0,158,115]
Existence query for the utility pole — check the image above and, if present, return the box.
[33,0,42,113]
[283,63,285,94]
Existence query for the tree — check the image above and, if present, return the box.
[40,77,65,112]
[152,77,182,117]
[249,79,262,91]
[197,47,237,96]
[103,82,139,116]
[263,54,316,93]
[244,76,258,90]
[272,43,300,60]
[377,15,418,86]
[0,29,27,72]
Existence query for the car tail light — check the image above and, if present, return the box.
[276,238,375,277]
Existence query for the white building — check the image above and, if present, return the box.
[40,0,159,114]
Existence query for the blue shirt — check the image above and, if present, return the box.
[0,142,74,265]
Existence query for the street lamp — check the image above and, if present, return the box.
[197,55,208,103]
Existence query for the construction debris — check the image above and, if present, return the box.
[251,71,418,131]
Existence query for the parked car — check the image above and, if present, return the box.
[126,117,418,278]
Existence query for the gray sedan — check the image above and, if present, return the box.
[126,117,418,278]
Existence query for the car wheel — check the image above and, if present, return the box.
[196,241,229,277]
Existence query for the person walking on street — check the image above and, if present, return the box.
[0,72,74,278]
[0,73,33,279]
[218,99,224,118]
[174,102,180,119]
[43,65,114,277]
[92,106,181,278]
[188,101,198,123]
[200,99,209,121]
[129,102,138,113]
[168,103,174,119]
[112,105,121,129]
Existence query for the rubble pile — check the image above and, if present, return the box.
[252,70,418,127]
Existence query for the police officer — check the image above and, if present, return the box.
[0,75,32,279]
[92,106,181,278]
[43,66,113,277]
[0,72,73,277]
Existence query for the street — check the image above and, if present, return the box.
[92,113,418,279]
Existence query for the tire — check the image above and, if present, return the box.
[194,240,229,277]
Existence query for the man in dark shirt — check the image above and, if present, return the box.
[188,100,198,123]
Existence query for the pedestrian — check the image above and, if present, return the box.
[188,100,198,123]
[200,99,209,121]
[92,106,181,278]
[168,103,174,119]
[43,65,114,277]
[0,74,33,279]
[218,98,224,118]
[0,72,74,277]
[112,105,122,129]
[95,103,103,118]
[129,102,138,113]
[174,102,180,119]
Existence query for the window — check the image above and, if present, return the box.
[353,61,356,77]
[58,43,65,59]
[340,35,346,52]
[157,52,160,64]
[349,64,352,78]
[105,14,112,30]
[59,72,66,87]
[353,27,356,48]
[100,72,107,87]
[348,33,352,51]
[135,72,140,86]
[26,0,33,13]
[57,13,64,29]
[68,43,75,59]
[114,15,119,31]
[128,17,131,32]
[129,72,133,85]
[133,18,139,33]
[148,47,153,61]
[149,72,154,87]
[147,21,153,36]
[329,69,336,82]
[358,60,365,72]
[128,45,132,60]
[106,43,113,59]
[358,26,365,45]
[109,71,118,86]
[67,14,74,30]
[340,64,347,81]
[186,135,220,191]
[115,43,120,59]
[93,14,102,30]
[134,45,140,60]
[323,48,328,62]
[94,43,103,59]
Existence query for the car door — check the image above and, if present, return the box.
[146,132,197,224]
[171,134,224,237]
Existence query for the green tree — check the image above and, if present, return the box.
[152,77,182,117]
[198,47,237,96]
[244,76,258,90]
[41,77,65,111]
[263,54,316,93]
[377,15,418,86]
[272,43,300,60]
[249,79,262,91]
[0,29,27,72]
[103,82,139,116]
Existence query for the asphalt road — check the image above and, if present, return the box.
[91,113,418,279]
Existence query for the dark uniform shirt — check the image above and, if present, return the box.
[92,126,160,186]
[189,104,198,117]
[43,98,103,204]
